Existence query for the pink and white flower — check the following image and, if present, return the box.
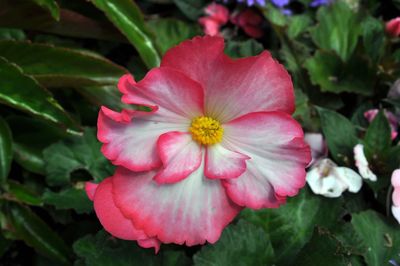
[88,36,311,250]
[391,169,400,224]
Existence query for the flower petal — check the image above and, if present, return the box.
[334,167,363,193]
[354,144,377,181]
[92,178,160,251]
[205,144,250,179]
[392,169,400,206]
[154,132,202,184]
[85,182,98,201]
[222,112,310,209]
[98,107,188,171]
[112,160,241,246]
[161,36,294,122]
[118,67,204,122]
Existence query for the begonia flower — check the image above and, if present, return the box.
[304,132,328,167]
[353,144,377,181]
[199,3,230,36]
[391,169,400,224]
[386,17,400,37]
[364,109,398,140]
[306,158,362,198]
[230,9,264,38]
[89,36,311,249]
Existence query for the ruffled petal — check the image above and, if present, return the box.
[222,112,310,209]
[98,107,188,171]
[161,36,294,122]
[118,68,204,122]
[334,167,363,193]
[154,132,202,184]
[205,144,250,179]
[91,178,160,251]
[112,160,241,246]
[161,36,225,87]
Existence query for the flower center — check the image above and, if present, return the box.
[189,116,223,145]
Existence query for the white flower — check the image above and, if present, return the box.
[391,169,400,224]
[353,144,377,181]
[306,159,363,198]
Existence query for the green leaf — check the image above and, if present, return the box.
[311,2,362,62]
[364,110,392,154]
[261,3,287,27]
[173,0,206,20]
[31,0,60,20]
[0,41,127,88]
[288,14,312,39]
[317,107,358,164]
[43,128,113,186]
[0,57,79,132]
[74,230,189,266]
[0,1,124,42]
[362,16,385,62]
[0,116,12,184]
[147,18,199,55]
[7,116,66,175]
[241,188,343,265]
[90,0,161,68]
[352,210,400,266]
[6,202,71,264]
[8,181,43,206]
[193,220,274,266]
[224,39,264,58]
[296,228,362,266]
[42,187,92,214]
[0,28,26,41]
[305,51,374,95]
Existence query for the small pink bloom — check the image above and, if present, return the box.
[364,109,399,140]
[90,36,311,249]
[198,3,229,36]
[231,9,264,38]
[304,133,328,167]
[386,17,400,37]
[391,169,400,223]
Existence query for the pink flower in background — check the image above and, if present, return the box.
[364,109,399,140]
[198,3,229,36]
[391,169,400,223]
[386,17,400,37]
[88,36,311,249]
[231,9,264,38]
[304,132,328,167]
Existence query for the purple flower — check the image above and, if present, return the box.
[310,0,331,7]
[270,0,290,8]
[236,0,266,6]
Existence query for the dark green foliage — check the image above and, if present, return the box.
[0,0,399,265]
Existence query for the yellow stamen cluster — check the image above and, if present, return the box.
[189,116,223,145]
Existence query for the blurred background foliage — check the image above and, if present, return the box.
[0,0,399,265]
